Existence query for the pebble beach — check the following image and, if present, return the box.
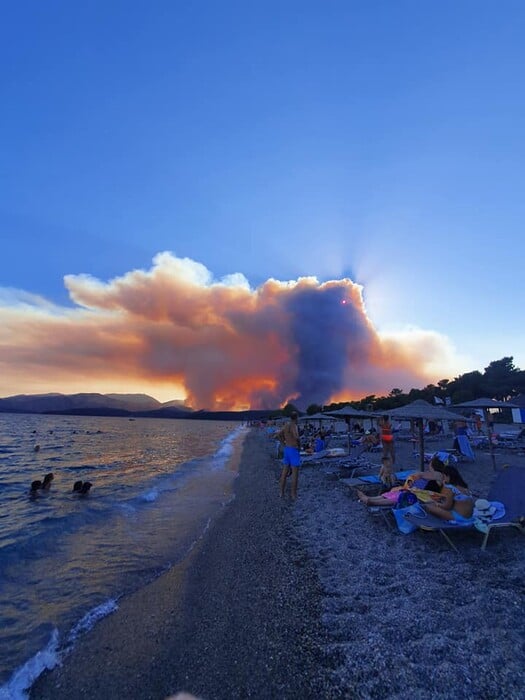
[30,428,525,700]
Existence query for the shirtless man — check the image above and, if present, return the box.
[276,411,301,500]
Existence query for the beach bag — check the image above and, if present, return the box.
[396,490,418,508]
[393,502,426,534]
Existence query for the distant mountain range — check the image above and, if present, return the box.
[0,392,277,421]
[0,392,193,415]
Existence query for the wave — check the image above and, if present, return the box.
[0,599,119,700]
[0,629,59,700]
[65,599,119,647]
[140,488,159,503]
[210,425,246,470]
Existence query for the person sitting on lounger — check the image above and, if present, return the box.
[358,430,380,450]
[379,456,396,489]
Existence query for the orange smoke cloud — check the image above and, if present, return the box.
[0,253,460,409]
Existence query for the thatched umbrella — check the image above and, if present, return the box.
[387,400,464,469]
[454,398,518,470]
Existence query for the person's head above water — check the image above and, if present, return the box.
[42,473,54,488]
[30,480,42,492]
[73,480,83,492]
[80,481,92,495]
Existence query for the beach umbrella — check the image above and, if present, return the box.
[298,412,337,430]
[387,400,465,469]
[325,406,381,419]
[454,398,518,470]
[298,412,336,421]
[325,407,381,450]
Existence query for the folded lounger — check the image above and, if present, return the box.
[404,465,525,551]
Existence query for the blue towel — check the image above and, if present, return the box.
[357,469,415,484]
[395,469,416,480]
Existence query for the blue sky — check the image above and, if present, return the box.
[1,1,524,402]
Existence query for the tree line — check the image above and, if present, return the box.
[282,356,525,417]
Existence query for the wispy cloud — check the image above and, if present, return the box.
[0,252,465,408]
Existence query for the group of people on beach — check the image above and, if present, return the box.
[276,413,342,498]
[276,411,475,523]
[357,454,475,522]
[276,413,398,501]
[29,472,92,497]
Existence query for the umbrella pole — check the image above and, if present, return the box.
[484,408,497,470]
[418,420,425,470]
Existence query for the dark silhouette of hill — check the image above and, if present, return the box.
[0,392,192,414]
[0,392,276,421]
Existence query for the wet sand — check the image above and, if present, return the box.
[31,429,525,700]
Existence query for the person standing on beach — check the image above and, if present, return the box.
[379,415,395,463]
[276,411,301,500]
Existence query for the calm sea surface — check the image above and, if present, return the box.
[0,413,246,697]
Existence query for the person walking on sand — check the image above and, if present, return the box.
[276,411,301,500]
[379,415,395,463]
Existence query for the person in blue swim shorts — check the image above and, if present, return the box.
[276,411,301,500]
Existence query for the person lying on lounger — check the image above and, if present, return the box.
[357,462,474,523]
[356,456,447,507]
[422,465,474,522]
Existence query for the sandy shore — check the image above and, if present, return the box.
[31,429,525,700]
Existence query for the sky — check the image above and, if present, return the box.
[1,1,524,409]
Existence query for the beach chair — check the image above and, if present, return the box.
[404,465,525,552]
[340,469,416,489]
[453,435,475,461]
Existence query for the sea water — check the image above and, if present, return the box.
[0,413,246,698]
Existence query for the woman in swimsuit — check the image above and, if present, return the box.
[423,465,474,522]
[356,457,446,507]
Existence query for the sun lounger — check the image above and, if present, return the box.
[340,469,416,489]
[404,465,525,551]
[454,435,475,461]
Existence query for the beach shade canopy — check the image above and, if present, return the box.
[387,400,465,469]
[325,406,379,419]
[387,400,465,423]
[298,412,337,422]
[453,398,518,410]
[454,398,518,470]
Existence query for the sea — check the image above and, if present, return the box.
[0,412,247,699]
